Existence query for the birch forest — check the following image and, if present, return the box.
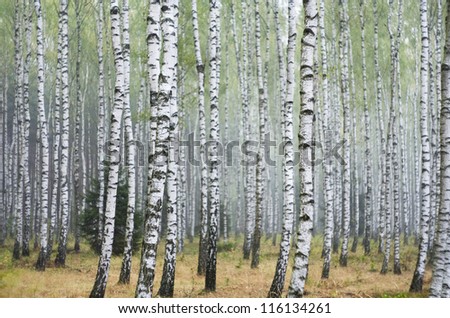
[1,0,450,298]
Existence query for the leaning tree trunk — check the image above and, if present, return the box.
[118,0,136,285]
[34,0,50,271]
[288,0,317,298]
[268,0,295,297]
[410,0,431,293]
[205,0,221,293]
[135,0,178,298]
[89,0,125,298]
[430,0,450,298]
[54,0,70,268]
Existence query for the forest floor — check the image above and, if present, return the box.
[0,236,430,298]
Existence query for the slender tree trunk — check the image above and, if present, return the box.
[370,0,384,256]
[118,0,136,285]
[251,0,266,269]
[205,0,221,292]
[230,3,245,240]
[191,0,208,276]
[242,0,254,261]
[12,0,24,261]
[54,0,70,268]
[430,0,450,298]
[90,0,125,297]
[21,0,32,258]
[34,0,50,271]
[288,0,317,298]
[96,0,106,251]
[319,0,334,278]
[73,0,83,253]
[410,0,431,293]
[158,4,179,297]
[0,78,4,246]
[338,0,351,267]
[48,4,63,260]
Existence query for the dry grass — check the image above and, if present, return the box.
[0,236,430,298]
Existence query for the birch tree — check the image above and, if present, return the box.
[90,0,125,297]
[205,0,221,292]
[135,0,178,298]
[34,0,50,271]
[430,0,450,298]
[12,0,23,261]
[96,0,106,250]
[191,0,208,276]
[410,0,431,293]
[320,0,333,279]
[158,3,179,297]
[118,0,136,285]
[251,0,266,269]
[54,0,70,267]
[288,0,317,298]
[21,0,32,258]
[268,0,295,296]
[338,0,351,267]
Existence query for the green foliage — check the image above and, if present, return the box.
[217,241,237,253]
[80,177,143,256]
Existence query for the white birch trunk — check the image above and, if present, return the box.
[12,0,24,260]
[288,0,317,298]
[48,7,63,259]
[118,0,136,285]
[430,0,450,297]
[34,0,50,271]
[135,0,178,298]
[338,0,351,267]
[96,0,106,249]
[205,0,221,292]
[268,0,297,297]
[21,2,32,257]
[191,0,208,276]
[251,0,266,269]
[319,0,333,279]
[89,0,124,298]
[410,0,431,293]
[54,0,70,268]
[158,39,179,296]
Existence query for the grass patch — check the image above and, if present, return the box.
[0,236,430,298]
